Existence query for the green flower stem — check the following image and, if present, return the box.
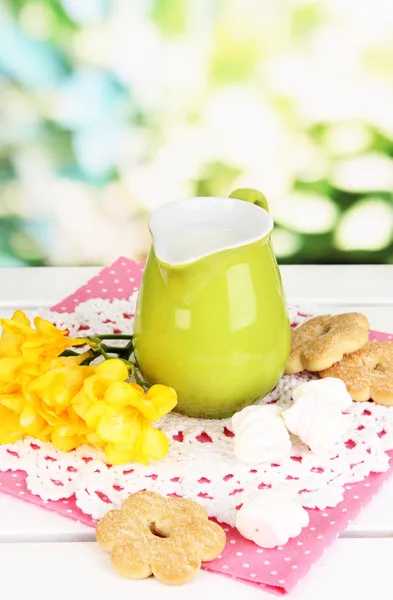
[100,343,133,357]
[120,359,148,389]
[80,352,100,366]
[100,343,121,353]
[88,335,103,346]
[134,371,148,389]
[94,334,133,340]
[63,333,147,388]
[96,346,111,361]
[124,339,134,352]
[121,359,136,374]
[60,348,99,365]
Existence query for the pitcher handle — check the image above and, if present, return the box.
[229,188,269,212]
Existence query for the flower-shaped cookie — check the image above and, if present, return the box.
[320,341,393,405]
[285,313,369,374]
[96,491,226,585]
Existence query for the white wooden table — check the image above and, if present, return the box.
[1,265,393,599]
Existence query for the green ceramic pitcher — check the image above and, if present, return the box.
[133,189,291,419]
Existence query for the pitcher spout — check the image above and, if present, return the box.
[149,196,274,267]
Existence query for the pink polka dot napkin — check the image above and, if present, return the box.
[1,257,393,595]
[50,257,144,312]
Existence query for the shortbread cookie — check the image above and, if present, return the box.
[96,491,226,585]
[285,313,369,374]
[320,341,393,405]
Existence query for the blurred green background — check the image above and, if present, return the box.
[1,0,393,267]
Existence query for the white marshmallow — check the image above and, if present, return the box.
[292,377,352,411]
[232,404,291,465]
[236,490,309,548]
[283,394,351,455]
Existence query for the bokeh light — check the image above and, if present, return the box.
[335,199,393,251]
[0,0,392,266]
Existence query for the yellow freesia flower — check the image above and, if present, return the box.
[52,350,94,368]
[0,310,88,372]
[0,392,25,414]
[94,359,129,382]
[104,381,177,422]
[27,365,94,409]
[71,359,177,464]
[0,311,177,465]
[0,311,89,398]
[19,404,48,439]
[71,359,137,421]
[0,311,90,443]
[0,310,31,357]
[97,406,169,465]
[0,357,25,393]
[51,422,88,452]
[0,405,24,444]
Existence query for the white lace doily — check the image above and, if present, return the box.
[1,298,393,526]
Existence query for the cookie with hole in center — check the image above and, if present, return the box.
[96,491,226,585]
[319,341,393,405]
[285,313,370,374]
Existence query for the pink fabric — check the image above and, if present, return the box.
[50,257,144,312]
[1,256,393,595]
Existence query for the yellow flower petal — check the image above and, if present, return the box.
[0,357,24,383]
[139,422,169,462]
[19,404,46,436]
[144,384,178,421]
[104,443,137,465]
[72,390,92,420]
[34,317,87,347]
[51,424,87,452]
[30,372,69,407]
[55,352,94,367]
[0,382,20,395]
[29,366,90,408]
[102,423,169,466]
[94,359,128,383]
[0,329,20,357]
[0,406,24,443]
[35,430,52,442]
[36,404,64,426]
[96,407,141,445]
[0,314,33,338]
[104,381,140,407]
[51,433,79,452]
[12,310,31,327]
[66,337,91,348]
[33,317,66,338]
[0,393,26,413]
[83,375,107,402]
[103,381,177,421]
[67,407,83,424]
[86,432,105,446]
[129,382,144,393]
[85,401,108,430]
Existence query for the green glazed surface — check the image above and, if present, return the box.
[133,226,291,419]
